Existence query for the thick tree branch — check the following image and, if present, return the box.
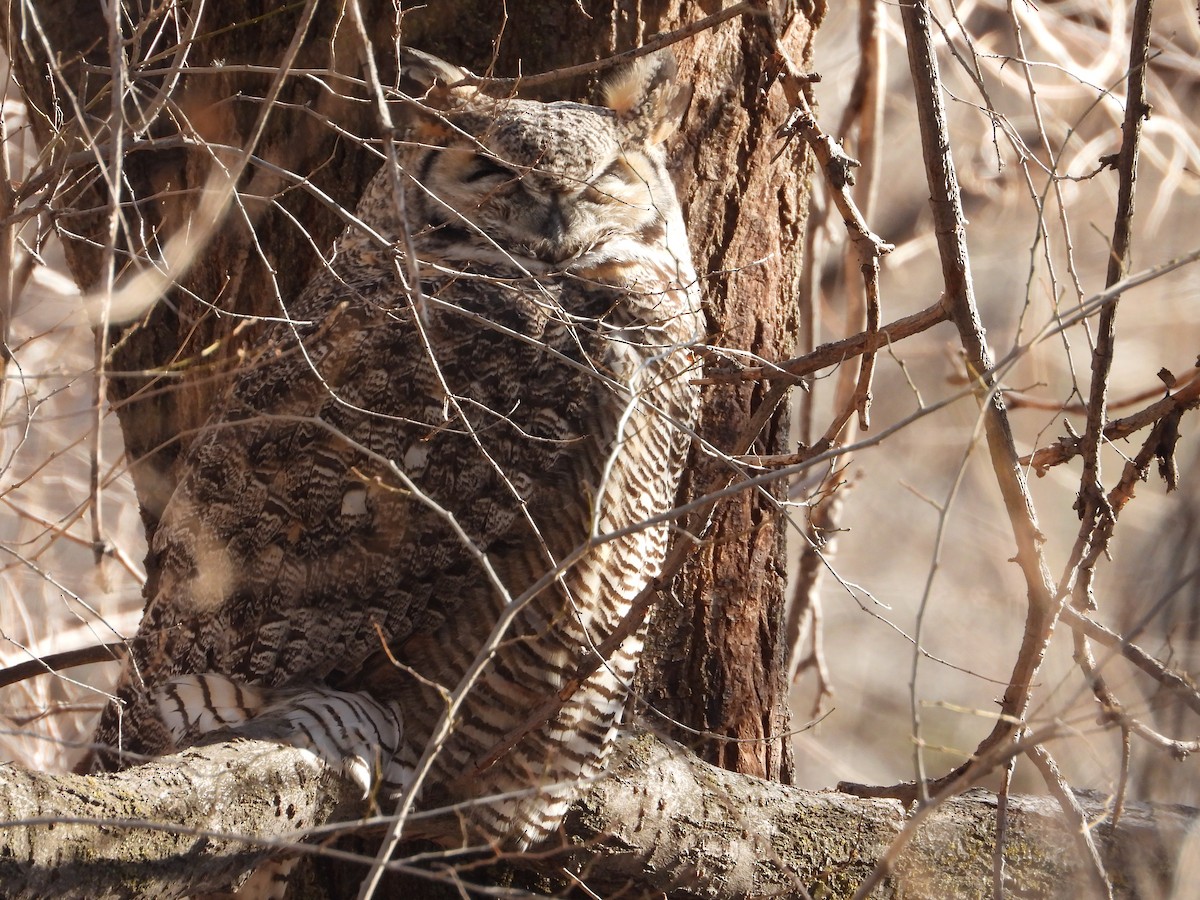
[0,733,1194,899]
[572,734,1194,900]
[0,740,364,899]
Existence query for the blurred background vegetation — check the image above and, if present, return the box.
[791,0,1200,807]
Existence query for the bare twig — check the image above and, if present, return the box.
[1045,1,1200,802]
[770,59,894,266]
[994,758,1014,900]
[1114,725,1132,828]
[1067,0,1156,603]
[784,0,883,703]
[1077,0,1156,490]
[897,0,1059,794]
[1005,367,1197,415]
[459,3,764,90]
[1026,743,1114,900]
[766,25,890,442]
[700,300,949,385]
[1063,407,1200,762]
[708,244,1199,389]
[1069,612,1200,760]
[849,724,1065,900]
[1059,605,1200,718]
[1024,369,1199,473]
[0,643,127,690]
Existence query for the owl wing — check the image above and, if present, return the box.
[99,260,617,760]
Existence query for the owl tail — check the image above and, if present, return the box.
[155,674,409,798]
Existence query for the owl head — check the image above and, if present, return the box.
[357,48,692,271]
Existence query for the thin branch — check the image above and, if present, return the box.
[1066,0,1156,624]
[849,725,1059,900]
[1063,408,1200,762]
[1069,611,1200,760]
[706,244,1199,391]
[1060,606,1200,718]
[1024,368,1199,473]
[1005,368,1197,415]
[459,3,764,90]
[0,642,127,690]
[699,299,949,384]
[897,0,1059,793]
[769,57,894,265]
[784,0,883,708]
[1026,743,1114,900]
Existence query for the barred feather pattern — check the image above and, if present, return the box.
[92,47,701,867]
[157,674,409,795]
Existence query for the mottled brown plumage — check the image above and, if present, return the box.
[94,48,701,851]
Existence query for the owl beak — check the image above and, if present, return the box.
[540,196,581,263]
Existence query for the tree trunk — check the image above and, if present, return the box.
[7,1,406,530]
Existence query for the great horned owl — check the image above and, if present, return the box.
[94,47,701,852]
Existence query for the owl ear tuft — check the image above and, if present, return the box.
[399,47,477,108]
[397,48,480,143]
[604,51,692,146]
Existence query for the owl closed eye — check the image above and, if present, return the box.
[391,49,693,269]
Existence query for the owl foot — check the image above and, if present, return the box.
[156,674,408,798]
